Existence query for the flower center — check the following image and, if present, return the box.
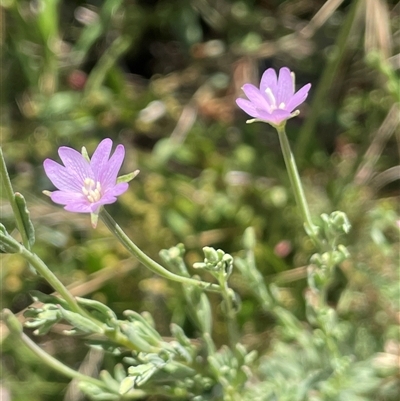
[82,177,102,203]
[265,88,286,112]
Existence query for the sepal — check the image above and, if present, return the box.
[117,169,140,184]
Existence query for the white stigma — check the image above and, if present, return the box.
[265,88,276,108]
[82,177,102,203]
[291,71,296,94]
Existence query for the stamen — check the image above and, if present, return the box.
[278,102,286,109]
[82,177,102,203]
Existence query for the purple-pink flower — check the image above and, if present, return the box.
[43,138,128,227]
[236,67,311,127]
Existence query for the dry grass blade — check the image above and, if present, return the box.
[232,57,259,97]
[365,0,393,59]
[370,166,400,191]
[300,0,345,39]
[170,105,197,144]
[388,53,400,69]
[64,348,104,401]
[270,265,308,284]
[355,104,400,185]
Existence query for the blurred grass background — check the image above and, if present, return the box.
[0,0,399,400]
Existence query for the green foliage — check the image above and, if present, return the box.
[1,0,399,400]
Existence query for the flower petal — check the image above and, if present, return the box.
[242,84,271,111]
[64,202,93,213]
[95,183,128,208]
[236,98,259,118]
[106,182,129,197]
[276,67,294,105]
[50,191,88,207]
[98,144,126,189]
[260,68,278,95]
[43,159,82,192]
[286,83,311,112]
[58,147,93,183]
[89,194,118,211]
[89,202,103,213]
[90,138,112,175]
[257,109,292,125]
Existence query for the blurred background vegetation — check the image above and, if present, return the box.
[0,0,399,400]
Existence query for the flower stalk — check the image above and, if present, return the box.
[219,277,239,348]
[235,66,319,241]
[99,209,221,293]
[276,125,319,241]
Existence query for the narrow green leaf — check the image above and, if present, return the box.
[114,363,127,382]
[119,376,135,395]
[77,297,117,321]
[0,229,21,253]
[34,318,62,336]
[14,192,35,247]
[99,370,119,392]
[58,307,104,334]
[29,290,70,310]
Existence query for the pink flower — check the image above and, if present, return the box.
[236,67,311,127]
[43,138,129,227]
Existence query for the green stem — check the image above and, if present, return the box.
[11,239,150,352]
[2,309,111,391]
[18,246,86,316]
[100,209,221,293]
[276,126,319,241]
[0,147,31,250]
[219,278,239,348]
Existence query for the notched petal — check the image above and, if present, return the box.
[43,159,82,191]
[242,84,271,110]
[108,182,129,197]
[260,68,278,94]
[99,144,126,188]
[58,147,92,182]
[236,98,259,118]
[277,67,294,104]
[90,138,113,173]
[50,191,86,206]
[286,83,311,112]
